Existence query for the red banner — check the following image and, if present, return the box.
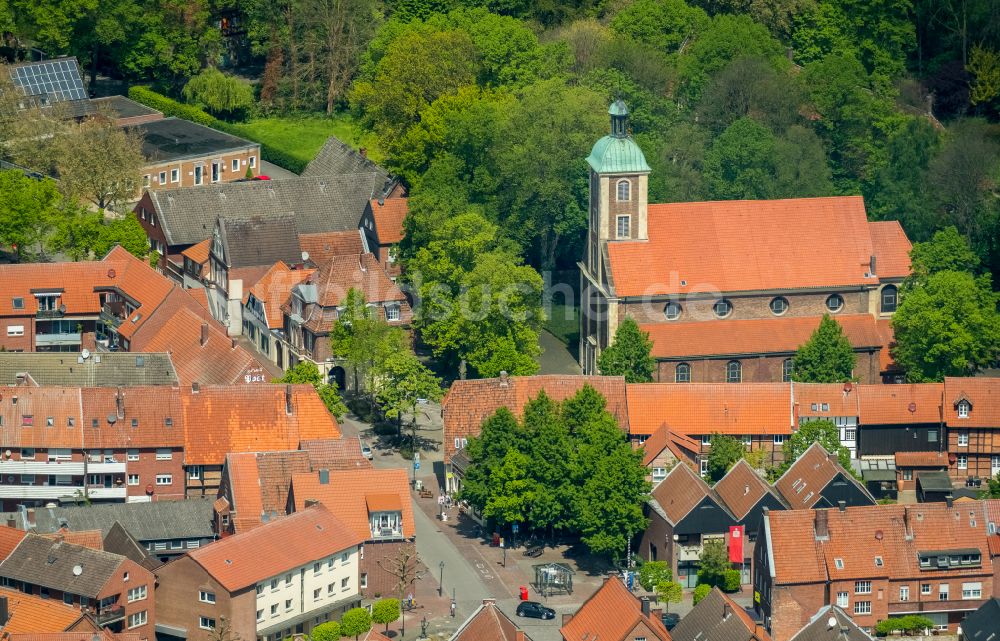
[728,525,744,563]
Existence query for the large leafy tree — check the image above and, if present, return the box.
[597,317,655,383]
[0,171,64,260]
[778,419,851,477]
[522,392,575,534]
[54,114,145,211]
[275,361,348,419]
[792,315,856,383]
[460,408,522,510]
[706,433,745,482]
[373,351,443,435]
[182,68,255,119]
[704,116,776,199]
[330,288,409,398]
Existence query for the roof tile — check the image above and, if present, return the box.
[560,577,671,641]
[289,468,413,541]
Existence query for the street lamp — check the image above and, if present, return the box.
[438,560,445,597]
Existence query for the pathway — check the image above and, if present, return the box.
[536,330,581,375]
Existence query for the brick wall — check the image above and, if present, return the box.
[605,175,641,240]
[142,147,260,192]
[127,447,185,501]
[361,540,413,600]
[155,555,250,641]
[637,510,674,572]
[948,428,1000,481]
[770,584,827,641]
[99,557,156,640]
[0,315,33,352]
[621,290,872,326]
[654,351,882,385]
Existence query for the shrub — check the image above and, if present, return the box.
[371,598,400,630]
[310,622,340,641]
[722,569,741,592]
[340,607,372,638]
[637,560,672,592]
[693,583,711,605]
[874,615,935,636]
[182,67,254,119]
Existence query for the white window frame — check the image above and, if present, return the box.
[899,586,909,602]
[127,474,139,486]
[199,590,216,604]
[855,580,871,594]
[652,467,667,482]
[199,616,215,630]
[701,435,711,446]
[962,582,982,599]
[170,168,179,183]
[773,435,785,445]
[341,577,349,591]
[616,215,631,239]
[957,455,968,470]
[958,431,969,446]
[958,401,970,418]
[616,179,630,202]
[127,449,140,461]
[699,459,709,476]
[158,171,166,185]
[921,583,931,595]
[155,474,172,485]
[385,304,400,322]
[854,601,871,615]
[128,610,148,629]
[939,584,949,600]
[249,156,256,169]
[127,585,147,602]
[6,325,24,337]
[155,448,172,460]
[836,592,848,608]
[231,158,239,172]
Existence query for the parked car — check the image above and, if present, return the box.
[361,442,373,460]
[661,613,680,630]
[516,601,555,620]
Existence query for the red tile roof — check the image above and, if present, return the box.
[0,586,81,633]
[640,314,885,360]
[300,438,372,471]
[187,504,364,591]
[773,443,865,509]
[311,253,405,308]
[81,386,185,448]
[988,535,1000,558]
[442,375,627,463]
[248,263,315,330]
[39,529,104,550]
[181,385,341,466]
[651,463,717,525]
[607,196,902,297]
[868,221,912,279]
[793,382,860,419]
[369,198,408,245]
[452,599,529,641]
[10,633,141,641]
[894,451,949,468]
[766,501,995,586]
[288,468,413,541]
[0,525,26,560]
[560,577,671,641]
[299,231,365,265]
[857,383,943,425]
[713,459,773,520]
[181,239,210,265]
[943,377,1000,428]
[641,424,687,467]
[625,383,792,437]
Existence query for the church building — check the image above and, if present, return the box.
[579,101,912,384]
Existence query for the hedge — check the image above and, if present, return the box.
[127,86,309,174]
[874,615,935,636]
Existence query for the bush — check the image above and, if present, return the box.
[693,583,711,605]
[637,560,672,592]
[182,67,254,119]
[340,607,372,638]
[722,569,741,592]
[874,615,935,636]
[371,598,400,629]
[310,622,340,641]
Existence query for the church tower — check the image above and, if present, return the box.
[584,99,651,277]
[579,100,651,374]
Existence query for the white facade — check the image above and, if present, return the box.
[253,544,361,639]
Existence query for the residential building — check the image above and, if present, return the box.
[287,468,413,600]
[560,576,671,641]
[243,263,315,368]
[359,198,408,280]
[154,504,363,641]
[298,231,365,266]
[442,374,628,494]
[4,58,94,118]
[128,117,259,194]
[894,451,949,495]
[0,353,177,387]
[25,501,215,564]
[9,631,142,641]
[669,587,770,641]
[944,378,1000,483]
[773,443,875,510]
[856,384,944,457]
[0,535,155,638]
[281,253,410,383]
[449,598,532,641]
[214,440,369,535]
[0,586,91,635]
[639,424,691,483]
[181,384,342,499]
[578,100,910,382]
[755,501,996,639]
[626,383,794,472]
[793,382,861,459]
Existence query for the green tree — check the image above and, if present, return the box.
[597,318,655,383]
[309,621,340,641]
[704,117,777,200]
[698,538,732,588]
[522,392,575,535]
[54,113,145,211]
[370,598,400,633]
[909,226,981,279]
[693,583,711,605]
[867,118,940,240]
[330,288,409,400]
[339,607,372,640]
[460,408,522,512]
[275,362,348,419]
[980,472,1000,499]
[772,125,835,197]
[892,271,1000,381]
[609,0,710,53]
[707,434,745,482]
[0,171,63,260]
[561,384,612,436]
[779,419,851,476]
[182,68,255,119]
[792,315,856,383]
[95,214,150,260]
[638,560,672,592]
[374,351,443,441]
[484,449,535,527]
[656,579,684,611]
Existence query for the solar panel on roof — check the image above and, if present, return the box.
[10,59,87,103]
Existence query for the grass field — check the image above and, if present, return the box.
[231,113,384,166]
[544,302,580,347]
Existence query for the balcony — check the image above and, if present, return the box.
[35,308,65,319]
[88,486,128,500]
[888,597,984,615]
[35,332,81,347]
[100,302,126,328]
[87,459,127,474]
[0,484,83,499]
[0,460,86,475]
[96,605,126,626]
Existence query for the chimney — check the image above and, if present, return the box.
[815,509,829,540]
[640,597,650,618]
[304,499,320,508]
[499,371,509,387]
[0,596,8,627]
[5,518,13,529]
[946,495,954,508]
[115,387,124,419]
[903,507,914,540]
[26,508,35,528]
[319,469,330,485]
[231,338,237,350]
[285,384,293,414]
[191,381,200,394]
[838,500,846,512]
[200,322,209,346]
[723,601,732,619]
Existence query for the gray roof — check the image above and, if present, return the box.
[128,117,257,164]
[0,535,125,597]
[962,598,1000,640]
[217,212,302,269]
[30,500,215,541]
[103,521,162,571]
[147,174,382,247]
[303,137,394,193]
[788,605,874,641]
[0,352,177,386]
[670,588,759,641]
[917,470,955,493]
[92,95,161,120]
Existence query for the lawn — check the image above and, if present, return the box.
[544,302,580,348]
[231,112,384,167]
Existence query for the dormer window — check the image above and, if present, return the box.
[958,400,971,419]
[616,179,631,202]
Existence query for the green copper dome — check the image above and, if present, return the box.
[587,100,651,174]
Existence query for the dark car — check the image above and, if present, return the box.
[661,613,680,630]
[516,601,556,620]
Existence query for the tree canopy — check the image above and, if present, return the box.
[793,315,857,383]
[597,317,655,383]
